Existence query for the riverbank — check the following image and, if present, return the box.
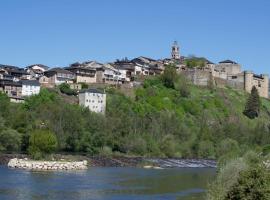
[8,158,88,170]
[0,153,216,168]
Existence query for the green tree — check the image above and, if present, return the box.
[225,166,270,200]
[174,74,190,98]
[161,65,177,89]
[0,129,21,152]
[28,130,58,159]
[59,83,77,96]
[243,86,261,119]
[80,82,89,89]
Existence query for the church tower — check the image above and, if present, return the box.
[171,41,180,59]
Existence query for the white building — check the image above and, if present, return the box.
[79,89,106,114]
[20,80,41,96]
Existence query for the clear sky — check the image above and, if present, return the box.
[0,0,269,75]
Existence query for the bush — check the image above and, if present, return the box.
[174,74,190,98]
[59,83,77,96]
[207,158,249,200]
[28,130,58,159]
[80,82,89,89]
[161,65,177,89]
[0,129,21,152]
[217,138,240,157]
[160,135,178,158]
[198,140,215,159]
[122,135,147,156]
[225,166,270,200]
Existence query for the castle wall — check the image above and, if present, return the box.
[214,63,241,75]
[182,69,212,86]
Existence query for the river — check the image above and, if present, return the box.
[0,166,215,200]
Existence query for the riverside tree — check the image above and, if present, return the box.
[243,86,261,119]
[28,130,58,159]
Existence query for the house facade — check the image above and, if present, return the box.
[0,79,22,98]
[0,64,30,81]
[40,68,75,87]
[79,89,106,114]
[20,80,41,96]
[65,61,104,84]
[102,64,125,84]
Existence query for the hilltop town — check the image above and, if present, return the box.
[0,41,269,113]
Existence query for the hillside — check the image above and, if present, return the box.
[1,73,270,160]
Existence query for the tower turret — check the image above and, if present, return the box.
[171,41,180,59]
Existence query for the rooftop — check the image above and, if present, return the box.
[79,88,105,94]
[20,80,41,86]
[219,60,238,64]
[46,67,74,74]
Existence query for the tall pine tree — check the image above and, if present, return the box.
[243,86,261,119]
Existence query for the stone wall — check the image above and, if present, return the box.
[182,69,212,86]
[8,158,88,170]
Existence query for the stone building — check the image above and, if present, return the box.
[0,79,22,98]
[65,61,104,84]
[244,72,269,98]
[79,88,106,114]
[40,68,75,87]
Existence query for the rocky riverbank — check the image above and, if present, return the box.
[8,158,88,170]
[0,153,217,168]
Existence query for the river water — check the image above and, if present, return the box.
[0,166,215,200]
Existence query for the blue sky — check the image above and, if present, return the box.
[0,0,269,75]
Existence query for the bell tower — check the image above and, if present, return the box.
[171,41,180,59]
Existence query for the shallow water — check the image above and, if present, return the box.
[0,166,215,200]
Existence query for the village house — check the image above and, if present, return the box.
[102,63,125,84]
[39,67,75,87]
[0,68,13,81]
[112,59,135,82]
[25,64,49,80]
[65,61,103,84]
[131,56,164,76]
[0,64,30,81]
[79,88,106,114]
[0,79,22,98]
[20,80,41,96]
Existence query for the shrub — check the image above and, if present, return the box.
[0,129,21,152]
[217,138,240,157]
[122,135,147,156]
[198,140,215,159]
[28,130,58,159]
[160,135,178,158]
[207,158,249,200]
[174,74,190,98]
[225,166,270,200]
[161,65,177,89]
[59,83,77,96]
[80,82,89,89]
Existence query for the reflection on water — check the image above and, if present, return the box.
[0,166,215,200]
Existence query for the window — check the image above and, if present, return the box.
[232,76,237,79]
